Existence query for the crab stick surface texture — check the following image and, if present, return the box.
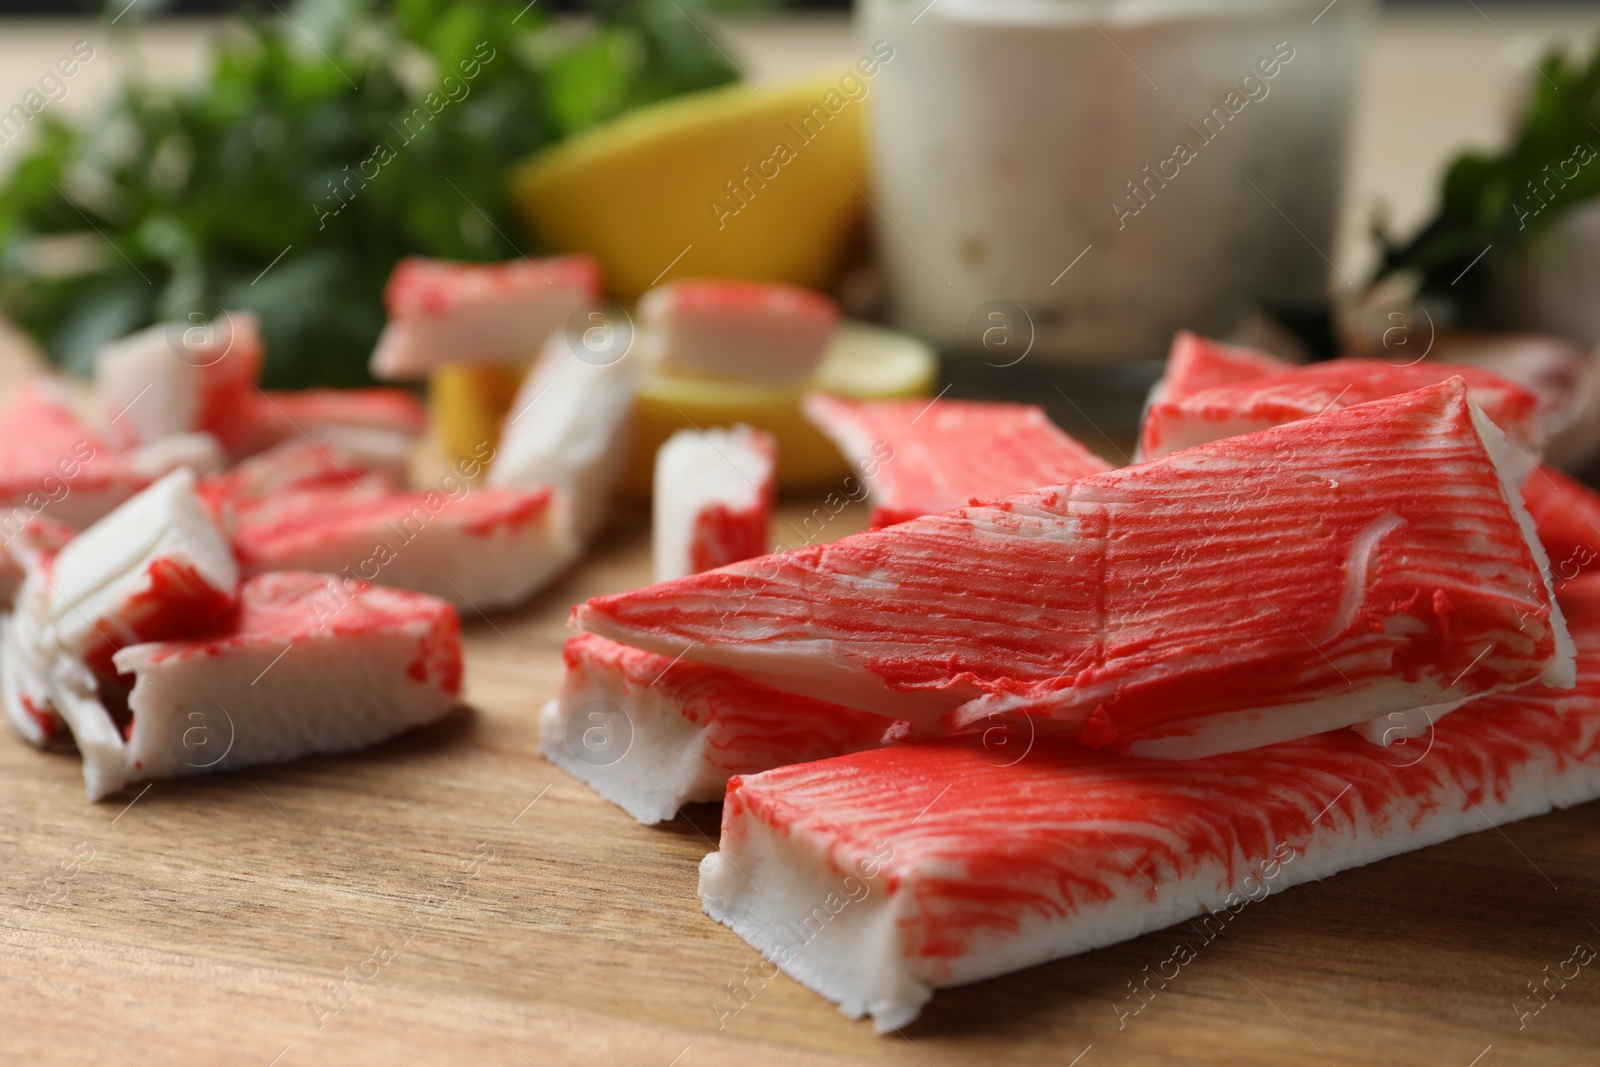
[700,574,1600,1031]
[1140,354,1545,464]
[803,395,1112,527]
[580,380,1572,757]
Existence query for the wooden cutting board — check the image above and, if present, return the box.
[1,332,1597,1067]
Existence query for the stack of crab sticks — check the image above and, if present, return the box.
[555,324,1600,1030]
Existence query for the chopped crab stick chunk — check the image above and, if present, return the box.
[95,312,263,450]
[1148,330,1291,405]
[802,395,1111,527]
[369,255,603,379]
[42,468,239,673]
[653,426,775,582]
[231,485,577,612]
[699,574,1600,1033]
[1139,353,1545,467]
[579,380,1573,757]
[197,439,402,516]
[639,280,839,384]
[540,634,896,824]
[3,470,236,751]
[65,572,459,801]
[230,388,428,465]
[489,330,638,541]
[0,380,221,532]
[1522,464,1600,583]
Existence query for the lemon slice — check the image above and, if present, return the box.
[624,322,938,493]
[509,76,868,300]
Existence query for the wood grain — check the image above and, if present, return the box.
[1,331,1598,1066]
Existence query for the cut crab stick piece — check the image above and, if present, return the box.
[95,312,263,450]
[369,255,603,379]
[489,330,638,541]
[653,426,775,582]
[1148,330,1291,405]
[639,280,839,384]
[1139,357,1545,466]
[197,439,402,516]
[229,388,428,464]
[1523,465,1600,583]
[0,380,221,532]
[540,633,895,824]
[802,395,1111,528]
[231,485,576,612]
[702,574,1600,1031]
[3,470,237,750]
[580,379,1573,755]
[43,468,239,674]
[52,572,458,801]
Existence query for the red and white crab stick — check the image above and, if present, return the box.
[369,255,603,378]
[638,280,838,384]
[652,425,775,582]
[540,633,895,824]
[701,573,1600,1032]
[580,380,1572,757]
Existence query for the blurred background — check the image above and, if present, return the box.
[6,0,1600,466]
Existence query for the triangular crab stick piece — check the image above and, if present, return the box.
[369,255,603,379]
[0,380,222,532]
[1148,330,1291,406]
[66,572,457,801]
[1522,464,1600,583]
[197,439,402,516]
[802,395,1111,528]
[1139,357,1544,466]
[639,280,839,384]
[41,468,239,675]
[489,330,638,541]
[540,634,896,824]
[95,312,262,450]
[231,484,577,612]
[653,426,775,582]
[700,574,1600,1033]
[228,388,428,465]
[579,380,1573,756]
[3,470,237,749]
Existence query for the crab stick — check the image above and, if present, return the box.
[802,395,1111,528]
[653,426,775,582]
[579,380,1573,758]
[0,380,222,533]
[230,484,577,612]
[95,312,263,451]
[700,574,1600,1032]
[369,255,603,379]
[540,633,895,824]
[70,572,458,800]
[489,330,638,541]
[639,280,838,384]
[1139,353,1545,466]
